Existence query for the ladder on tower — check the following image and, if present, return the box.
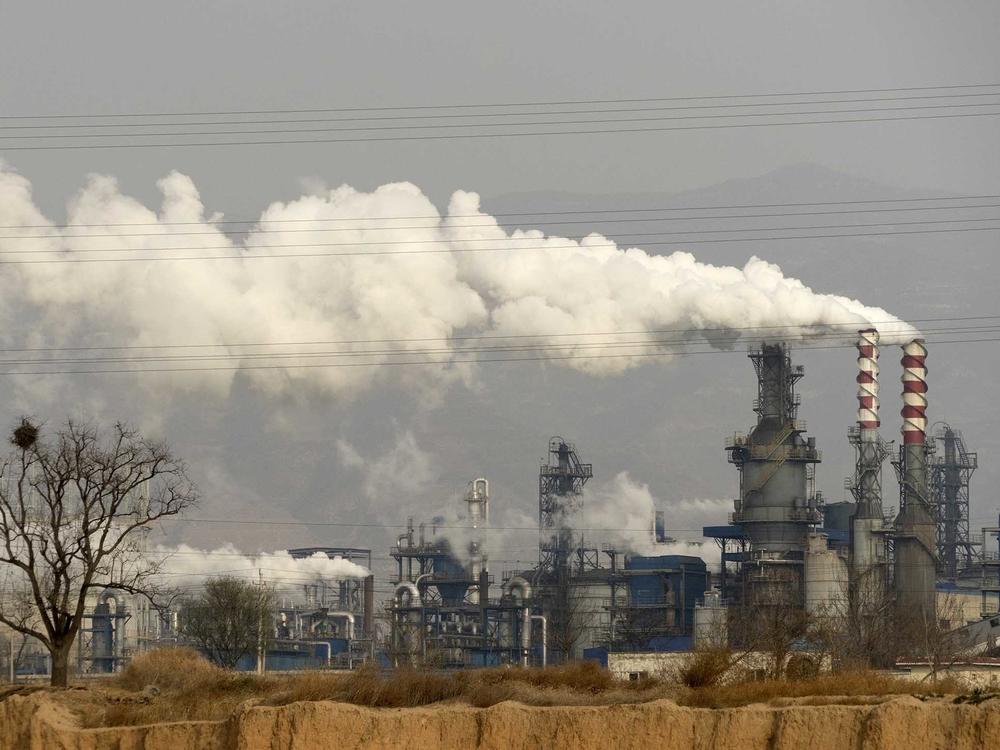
[745,424,793,494]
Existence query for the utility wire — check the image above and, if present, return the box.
[0,335,995,377]
[0,324,994,368]
[1,225,997,264]
[4,91,1000,130]
[3,81,997,119]
[5,193,997,230]
[8,201,1000,240]
[5,101,1000,141]
[7,215,998,255]
[0,313,983,354]
[0,111,996,151]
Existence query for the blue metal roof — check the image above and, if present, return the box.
[702,524,748,539]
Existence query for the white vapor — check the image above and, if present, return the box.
[154,544,370,591]
[574,473,722,569]
[0,164,919,405]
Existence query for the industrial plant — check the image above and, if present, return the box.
[5,332,999,680]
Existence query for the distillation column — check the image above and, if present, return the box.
[727,343,822,606]
[894,339,937,628]
[465,478,489,605]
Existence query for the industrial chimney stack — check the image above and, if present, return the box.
[850,329,888,586]
[893,339,937,629]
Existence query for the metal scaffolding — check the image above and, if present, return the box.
[929,425,979,580]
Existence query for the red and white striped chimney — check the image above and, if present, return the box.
[856,328,879,432]
[901,339,928,445]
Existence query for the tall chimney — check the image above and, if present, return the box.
[857,328,880,434]
[894,338,936,633]
[851,329,887,583]
[901,339,928,447]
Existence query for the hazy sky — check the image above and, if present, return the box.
[0,1,997,586]
[3,1,999,212]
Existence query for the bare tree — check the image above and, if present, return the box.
[180,576,274,669]
[729,588,812,679]
[546,580,590,663]
[0,419,197,686]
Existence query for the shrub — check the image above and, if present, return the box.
[117,647,222,692]
[678,648,733,688]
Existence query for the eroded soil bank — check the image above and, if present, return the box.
[2,691,999,750]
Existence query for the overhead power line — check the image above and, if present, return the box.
[1,224,997,264]
[0,313,987,355]
[3,193,996,231]
[3,110,998,151]
[0,323,994,368]
[3,91,1000,131]
[5,101,1000,141]
[5,215,997,255]
[5,202,1000,240]
[0,335,996,377]
[3,82,997,119]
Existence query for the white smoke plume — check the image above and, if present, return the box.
[153,544,370,592]
[0,163,919,405]
[573,473,721,569]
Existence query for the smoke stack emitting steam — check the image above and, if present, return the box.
[0,165,921,404]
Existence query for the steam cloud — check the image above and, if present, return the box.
[154,544,370,590]
[574,473,723,568]
[0,164,918,405]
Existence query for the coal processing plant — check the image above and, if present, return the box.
[386,330,1000,668]
[55,331,1000,676]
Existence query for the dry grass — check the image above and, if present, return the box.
[678,670,963,708]
[69,648,966,728]
[677,649,735,688]
[84,647,275,727]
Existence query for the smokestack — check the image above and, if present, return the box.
[901,339,928,446]
[894,338,936,634]
[857,328,880,433]
[851,329,887,583]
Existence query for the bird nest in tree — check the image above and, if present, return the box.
[11,419,38,449]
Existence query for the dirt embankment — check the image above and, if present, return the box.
[2,691,999,750]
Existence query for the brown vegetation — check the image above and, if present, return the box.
[680,670,962,708]
[65,647,966,728]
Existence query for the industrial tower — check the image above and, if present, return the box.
[537,438,594,577]
[535,438,594,662]
[726,343,823,606]
[929,425,978,580]
[847,329,891,605]
[892,339,937,630]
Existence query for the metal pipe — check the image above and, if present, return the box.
[394,581,421,606]
[503,576,532,666]
[531,615,547,668]
[503,576,532,601]
[324,611,355,640]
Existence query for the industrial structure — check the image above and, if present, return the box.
[12,326,1000,681]
[929,425,979,580]
[723,342,826,610]
[892,339,938,631]
[56,548,377,677]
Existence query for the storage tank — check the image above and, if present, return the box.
[803,533,849,618]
